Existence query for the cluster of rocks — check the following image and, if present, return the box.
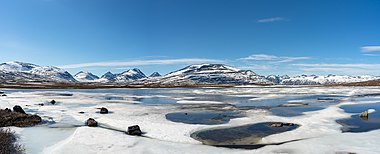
[0,91,6,97]
[85,107,142,136]
[37,100,57,106]
[267,122,296,127]
[0,105,42,127]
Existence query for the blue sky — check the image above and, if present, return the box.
[0,0,380,76]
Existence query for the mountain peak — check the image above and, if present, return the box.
[0,61,76,82]
[74,71,99,82]
[149,72,161,77]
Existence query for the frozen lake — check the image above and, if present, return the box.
[1,86,380,154]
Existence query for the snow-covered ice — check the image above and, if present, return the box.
[1,86,380,154]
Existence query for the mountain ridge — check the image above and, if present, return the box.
[0,61,379,86]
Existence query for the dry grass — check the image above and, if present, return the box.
[0,128,24,154]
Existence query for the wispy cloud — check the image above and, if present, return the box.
[362,53,380,56]
[361,46,380,53]
[239,64,272,70]
[240,54,311,63]
[257,17,285,23]
[272,57,311,63]
[60,58,224,69]
[293,63,380,68]
[293,63,380,75]
[239,54,278,60]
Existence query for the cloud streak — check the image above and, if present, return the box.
[293,63,380,75]
[239,54,278,60]
[240,54,311,63]
[60,58,224,69]
[361,46,380,53]
[257,17,285,23]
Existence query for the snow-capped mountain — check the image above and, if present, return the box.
[137,64,272,86]
[1,61,379,86]
[74,71,99,82]
[149,72,161,77]
[269,74,380,85]
[0,61,76,83]
[98,69,147,82]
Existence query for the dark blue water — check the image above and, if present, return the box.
[191,122,299,145]
[337,102,380,132]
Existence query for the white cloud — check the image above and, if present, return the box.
[240,54,311,63]
[362,53,380,56]
[361,46,380,53]
[60,58,224,69]
[293,63,380,75]
[293,63,380,68]
[239,54,278,60]
[239,64,272,70]
[272,57,311,63]
[257,17,285,23]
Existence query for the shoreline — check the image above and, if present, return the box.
[1,82,379,89]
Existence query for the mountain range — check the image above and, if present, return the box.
[0,61,379,86]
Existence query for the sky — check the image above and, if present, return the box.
[0,0,380,76]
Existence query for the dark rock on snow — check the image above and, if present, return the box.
[12,105,26,114]
[50,100,56,105]
[86,118,98,127]
[100,107,109,114]
[127,125,142,136]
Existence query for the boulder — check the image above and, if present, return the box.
[50,100,56,105]
[1,94,6,97]
[100,107,109,114]
[127,125,142,136]
[359,111,368,117]
[86,118,98,127]
[12,105,26,114]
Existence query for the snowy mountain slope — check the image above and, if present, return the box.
[74,71,99,82]
[268,74,380,85]
[137,64,273,86]
[0,61,76,82]
[97,69,147,82]
[1,61,379,86]
[149,72,161,77]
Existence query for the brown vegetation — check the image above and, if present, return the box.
[0,128,24,154]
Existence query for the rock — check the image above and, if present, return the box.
[268,122,295,127]
[79,111,85,114]
[86,118,98,127]
[359,111,368,117]
[100,107,109,114]
[13,105,26,114]
[4,108,11,112]
[0,109,42,127]
[127,125,142,136]
[50,100,56,105]
[359,111,369,120]
[268,123,283,127]
[283,123,295,126]
[1,94,6,96]
[37,103,44,106]
[0,91,4,94]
